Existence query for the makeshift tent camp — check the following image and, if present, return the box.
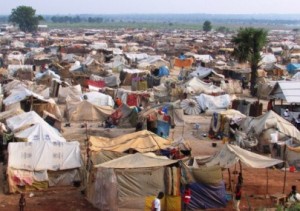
[180,99,201,115]
[204,144,283,168]
[138,102,184,135]
[190,66,224,80]
[89,130,171,153]
[184,77,224,95]
[14,122,66,142]
[3,87,61,119]
[110,104,138,128]
[6,111,44,132]
[66,100,114,122]
[87,153,181,211]
[286,63,300,74]
[269,81,300,104]
[119,69,149,86]
[6,111,66,142]
[81,91,114,107]
[240,110,300,143]
[209,109,246,138]
[184,161,227,210]
[0,108,24,122]
[7,141,82,193]
[195,93,231,112]
[57,84,82,103]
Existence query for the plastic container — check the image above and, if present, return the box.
[290,166,296,173]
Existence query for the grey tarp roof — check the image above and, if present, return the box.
[203,144,283,168]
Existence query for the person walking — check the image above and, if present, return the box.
[234,185,242,211]
[152,192,164,211]
[183,184,192,211]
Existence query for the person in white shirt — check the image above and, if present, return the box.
[288,185,300,202]
[284,109,290,118]
[152,192,164,211]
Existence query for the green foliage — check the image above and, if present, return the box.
[231,27,267,96]
[289,202,300,211]
[203,20,212,32]
[216,26,230,33]
[9,6,43,32]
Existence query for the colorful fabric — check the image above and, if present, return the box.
[174,58,193,68]
[86,80,105,88]
[127,94,138,106]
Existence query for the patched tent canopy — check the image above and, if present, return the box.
[204,144,283,168]
[89,130,171,153]
[97,153,177,169]
[66,100,114,122]
[240,110,300,142]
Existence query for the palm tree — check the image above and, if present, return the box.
[231,27,267,96]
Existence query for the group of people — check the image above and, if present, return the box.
[151,184,192,211]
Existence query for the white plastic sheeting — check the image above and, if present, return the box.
[14,122,66,142]
[8,141,81,171]
[184,77,224,95]
[6,111,44,132]
[195,94,231,112]
[82,91,115,107]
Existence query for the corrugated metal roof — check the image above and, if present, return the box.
[270,81,300,103]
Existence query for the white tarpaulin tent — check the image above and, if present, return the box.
[6,111,43,132]
[8,141,81,171]
[204,144,283,168]
[3,87,46,106]
[195,93,231,112]
[14,122,66,142]
[190,67,224,79]
[97,153,177,169]
[240,110,300,142]
[82,91,115,107]
[57,84,82,103]
[184,77,224,95]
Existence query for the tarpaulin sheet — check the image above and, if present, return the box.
[8,141,81,171]
[204,144,283,168]
[86,80,105,88]
[174,58,193,68]
[157,120,170,137]
[188,181,227,210]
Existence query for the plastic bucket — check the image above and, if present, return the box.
[290,166,296,173]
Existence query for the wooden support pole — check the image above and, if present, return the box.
[283,145,287,194]
[266,168,269,196]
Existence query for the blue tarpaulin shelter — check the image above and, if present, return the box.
[187,181,227,209]
[158,66,169,77]
[286,63,300,74]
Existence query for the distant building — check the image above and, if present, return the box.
[38,25,48,32]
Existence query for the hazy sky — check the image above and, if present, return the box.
[1,0,300,15]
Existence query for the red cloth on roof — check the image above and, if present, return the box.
[127,94,138,106]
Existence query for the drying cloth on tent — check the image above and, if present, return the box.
[86,80,105,88]
[157,120,170,137]
[174,58,193,68]
[126,94,138,106]
[187,181,227,210]
[137,80,148,91]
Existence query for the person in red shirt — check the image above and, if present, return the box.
[183,184,191,211]
[115,97,122,107]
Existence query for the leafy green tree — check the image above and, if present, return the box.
[203,20,212,32]
[231,27,267,96]
[9,6,43,32]
[216,26,230,33]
